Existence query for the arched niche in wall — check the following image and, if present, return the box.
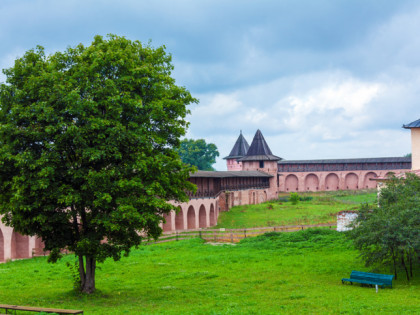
[325,173,339,190]
[209,204,216,226]
[175,206,184,230]
[304,173,319,191]
[285,174,299,191]
[198,205,206,228]
[364,172,378,189]
[345,173,359,190]
[162,211,172,232]
[187,205,196,230]
[11,231,29,259]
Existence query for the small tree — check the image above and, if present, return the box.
[348,173,420,280]
[176,138,219,170]
[0,35,196,293]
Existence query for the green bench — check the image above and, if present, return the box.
[342,271,394,288]
[0,304,83,314]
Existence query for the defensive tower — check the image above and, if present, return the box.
[224,131,249,171]
[239,130,281,198]
[403,118,420,170]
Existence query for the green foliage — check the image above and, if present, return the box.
[66,260,81,292]
[349,173,420,281]
[299,196,313,202]
[290,192,300,205]
[176,138,219,170]
[240,228,353,251]
[0,34,196,293]
[278,195,313,202]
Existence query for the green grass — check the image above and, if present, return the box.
[330,190,377,204]
[1,190,415,314]
[0,229,418,314]
[215,190,377,229]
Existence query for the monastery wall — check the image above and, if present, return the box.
[226,159,243,171]
[278,169,408,192]
[0,219,44,262]
[162,187,270,233]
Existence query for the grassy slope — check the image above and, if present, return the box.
[215,190,377,228]
[0,230,419,314]
[1,191,418,314]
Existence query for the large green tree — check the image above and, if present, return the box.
[0,35,196,293]
[176,138,219,171]
[349,173,420,280]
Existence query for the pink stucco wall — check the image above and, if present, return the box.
[163,185,271,232]
[165,198,219,232]
[0,219,42,262]
[241,160,279,200]
[226,158,243,171]
[411,128,420,170]
[278,169,407,192]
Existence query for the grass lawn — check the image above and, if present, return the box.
[0,229,418,314]
[215,190,377,228]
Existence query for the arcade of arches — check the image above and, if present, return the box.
[280,170,397,192]
[0,222,44,262]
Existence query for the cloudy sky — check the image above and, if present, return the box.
[1,0,419,170]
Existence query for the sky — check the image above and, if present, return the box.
[1,0,419,170]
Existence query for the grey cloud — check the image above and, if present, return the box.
[1,0,418,171]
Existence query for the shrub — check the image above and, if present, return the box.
[299,196,313,202]
[290,192,299,205]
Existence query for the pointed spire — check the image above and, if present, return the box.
[239,129,281,161]
[223,131,250,159]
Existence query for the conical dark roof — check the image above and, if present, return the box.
[403,118,420,129]
[223,131,249,159]
[239,130,281,161]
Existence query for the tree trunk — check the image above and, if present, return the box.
[401,253,410,281]
[391,247,398,280]
[78,255,96,294]
[409,252,413,278]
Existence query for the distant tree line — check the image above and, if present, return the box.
[176,138,219,171]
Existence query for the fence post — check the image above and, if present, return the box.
[230,230,233,243]
[176,231,179,241]
[244,229,246,238]
[199,230,202,239]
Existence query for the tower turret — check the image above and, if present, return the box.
[224,131,249,171]
[239,129,281,170]
[239,130,281,199]
[403,118,420,170]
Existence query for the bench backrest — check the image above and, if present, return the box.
[350,271,393,285]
